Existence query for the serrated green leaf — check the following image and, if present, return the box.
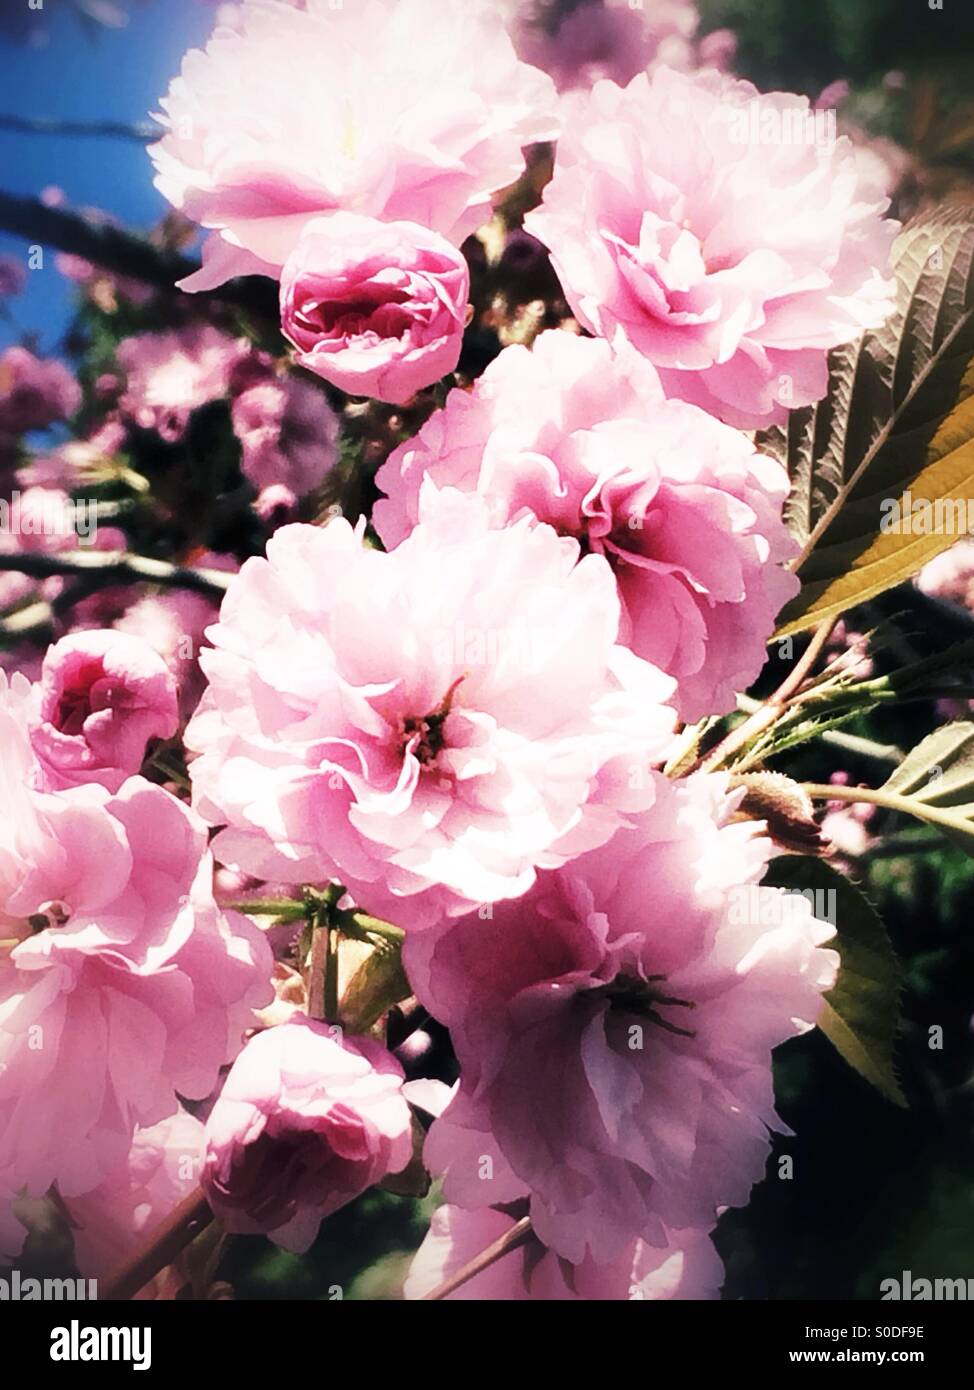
[879,720,974,856]
[882,720,974,807]
[763,206,974,637]
[765,858,906,1107]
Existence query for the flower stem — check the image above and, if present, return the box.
[101,1188,213,1301]
[421,1216,534,1300]
[804,781,971,839]
[225,899,308,922]
[699,617,839,772]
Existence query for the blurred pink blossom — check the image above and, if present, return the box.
[67,1108,205,1297]
[232,375,339,496]
[515,0,699,93]
[117,326,252,442]
[405,1204,723,1300]
[0,348,80,436]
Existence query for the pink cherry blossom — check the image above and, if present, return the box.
[0,256,26,299]
[280,214,470,404]
[187,492,677,928]
[117,326,252,442]
[202,1017,412,1252]
[405,771,838,1264]
[376,331,798,721]
[514,0,699,94]
[232,375,339,496]
[0,672,272,1199]
[0,488,80,615]
[0,348,80,436]
[30,630,179,793]
[404,1204,723,1300]
[115,553,239,722]
[917,540,974,610]
[525,67,898,428]
[151,0,559,289]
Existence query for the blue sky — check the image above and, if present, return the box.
[0,0,213,354]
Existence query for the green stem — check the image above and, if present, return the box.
[225,898,308,922]
[804,781,971,839]
[345,912,405,945]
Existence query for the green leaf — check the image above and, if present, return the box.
[880,721,974,856]
[765,858,906,1107]
[882,720,974,806]
[762,206,974,637]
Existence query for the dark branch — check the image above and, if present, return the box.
[0,113,156,142]
[0,190,280,319]
[0,549,233,597]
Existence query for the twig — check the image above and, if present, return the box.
[225,899,308,922]
[0,549,232,597]
[0,191,279,318]
[307,921,329,1022]
[698,618,839,772]
[805,781,969,840]
[734,695,905,765]
[0,114,156,142]
[421,1215,533,1300]
[101,1188,213,1301]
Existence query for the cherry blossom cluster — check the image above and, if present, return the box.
[0,0,904,1300]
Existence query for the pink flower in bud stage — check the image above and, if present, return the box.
[202,1017,412,1252]
[280,214,469,404]
[30,630,179,793]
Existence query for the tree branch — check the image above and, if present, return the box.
[0,113,156,142]
[421,1216,533,1300]
[0,549,232,597]
[0,190,279,319]
[101,1188,213,1301]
